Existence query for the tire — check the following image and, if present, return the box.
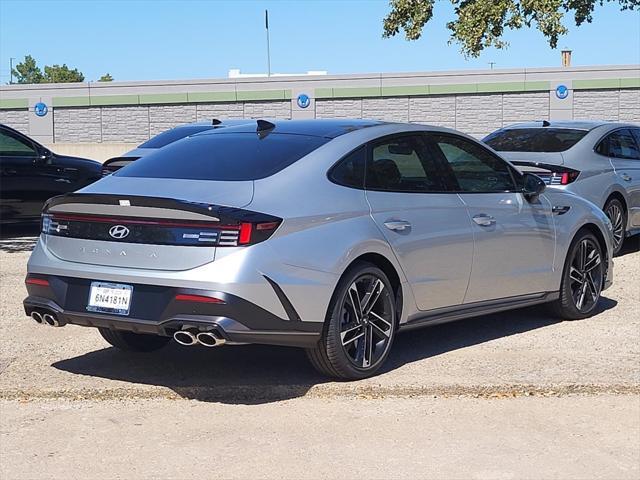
[306,262,397,380]
[550,230,605,320]
[98,328,170,352]
[603,197,626,256]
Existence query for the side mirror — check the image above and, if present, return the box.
[522,172,546,201]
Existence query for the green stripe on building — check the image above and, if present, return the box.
[0,98,28,109]
[573,78,621,89]
[139,93,189,104]
[187,91,237,103]
[52,96,91,107]
[236,90,290,101]
[90,95,140,106]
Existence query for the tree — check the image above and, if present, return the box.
[44,64,85,83]
[10,55,86,84]
[12,55,44,84]
[98,73,114,82]
[383,0,640,57]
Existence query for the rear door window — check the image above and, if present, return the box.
[118,132,329,181]
[329,147,366,189]
[484,128,588,152]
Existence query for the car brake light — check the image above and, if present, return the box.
[174,294,225,304]
[25,276,49,286]
[549,170,580,186]
[239,222,253,245]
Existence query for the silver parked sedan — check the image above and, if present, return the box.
[484,121,640,254]
[24,120,613,379]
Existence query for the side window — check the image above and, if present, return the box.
[600,129,640,160]
[429,134,517,193]
[631,129,640,150]
[329,146,365,189]
[0,129,37,157]
[365,135,448,193]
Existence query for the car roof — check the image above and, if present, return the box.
[175,119,252,128]
[195,119,388,139]
[501,120,636,131]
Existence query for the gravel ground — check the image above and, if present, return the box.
[0,227,638,478]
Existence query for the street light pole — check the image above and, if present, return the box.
[9,57,15,84]
[265,9,271,77]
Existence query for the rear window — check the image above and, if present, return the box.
[484,128,588,153]
[137,125,215,148]
[117,132,329,181]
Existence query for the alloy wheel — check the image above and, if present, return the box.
[339,274,394,369]
[605,203,624,252]
[568,238,603,313]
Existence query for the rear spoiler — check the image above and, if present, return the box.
[509,161,579,175]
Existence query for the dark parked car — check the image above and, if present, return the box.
[101,119,251,176]
[0,124,101,224]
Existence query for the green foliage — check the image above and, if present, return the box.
[43,64,85,83]
[98,73,114,82]
[12,55,44,84]
[383,0,640,57]
[11,55,85,84]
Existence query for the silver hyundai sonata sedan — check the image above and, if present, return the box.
[484,121,640,255]
[24,119,614,379]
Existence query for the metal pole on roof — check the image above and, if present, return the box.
[265,10,271,77]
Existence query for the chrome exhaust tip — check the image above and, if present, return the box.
[173,330,198,346]
[196,331,226,347]
[42,313,61,327]
[31,311,44,325]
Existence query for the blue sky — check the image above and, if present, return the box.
[1,0,639,83]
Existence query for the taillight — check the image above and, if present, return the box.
[549,170,580,186]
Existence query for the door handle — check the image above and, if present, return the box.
[472,214,496,227]
[384,220,412,231]
[621,173,632,182]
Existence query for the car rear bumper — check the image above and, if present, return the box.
[23,275,323,348]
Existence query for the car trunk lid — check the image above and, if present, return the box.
[41,178,257,271]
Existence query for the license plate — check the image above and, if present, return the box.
[87,282,133,315]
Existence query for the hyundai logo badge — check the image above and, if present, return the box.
[109,225,130,239]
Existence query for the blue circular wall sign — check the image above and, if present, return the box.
[555,84,569,100]
[34,102,48,117]
[297,93,311,109]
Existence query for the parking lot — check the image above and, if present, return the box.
[1,227,639,479]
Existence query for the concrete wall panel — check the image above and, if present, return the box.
[0,109,29,132]
[196,102,244,121]
[242,101,291,119]
[573,90,620,121]
[101,106,150,143]
[362,97,409,122]
[408,96,456,128]
[455,94,503,138]
[316,99,362,118]
[502,92,550,125]
[149,104,197,136]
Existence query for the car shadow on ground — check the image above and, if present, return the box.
[618,235,640,257]
[0,224,40,253]
[52,296,617,405]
